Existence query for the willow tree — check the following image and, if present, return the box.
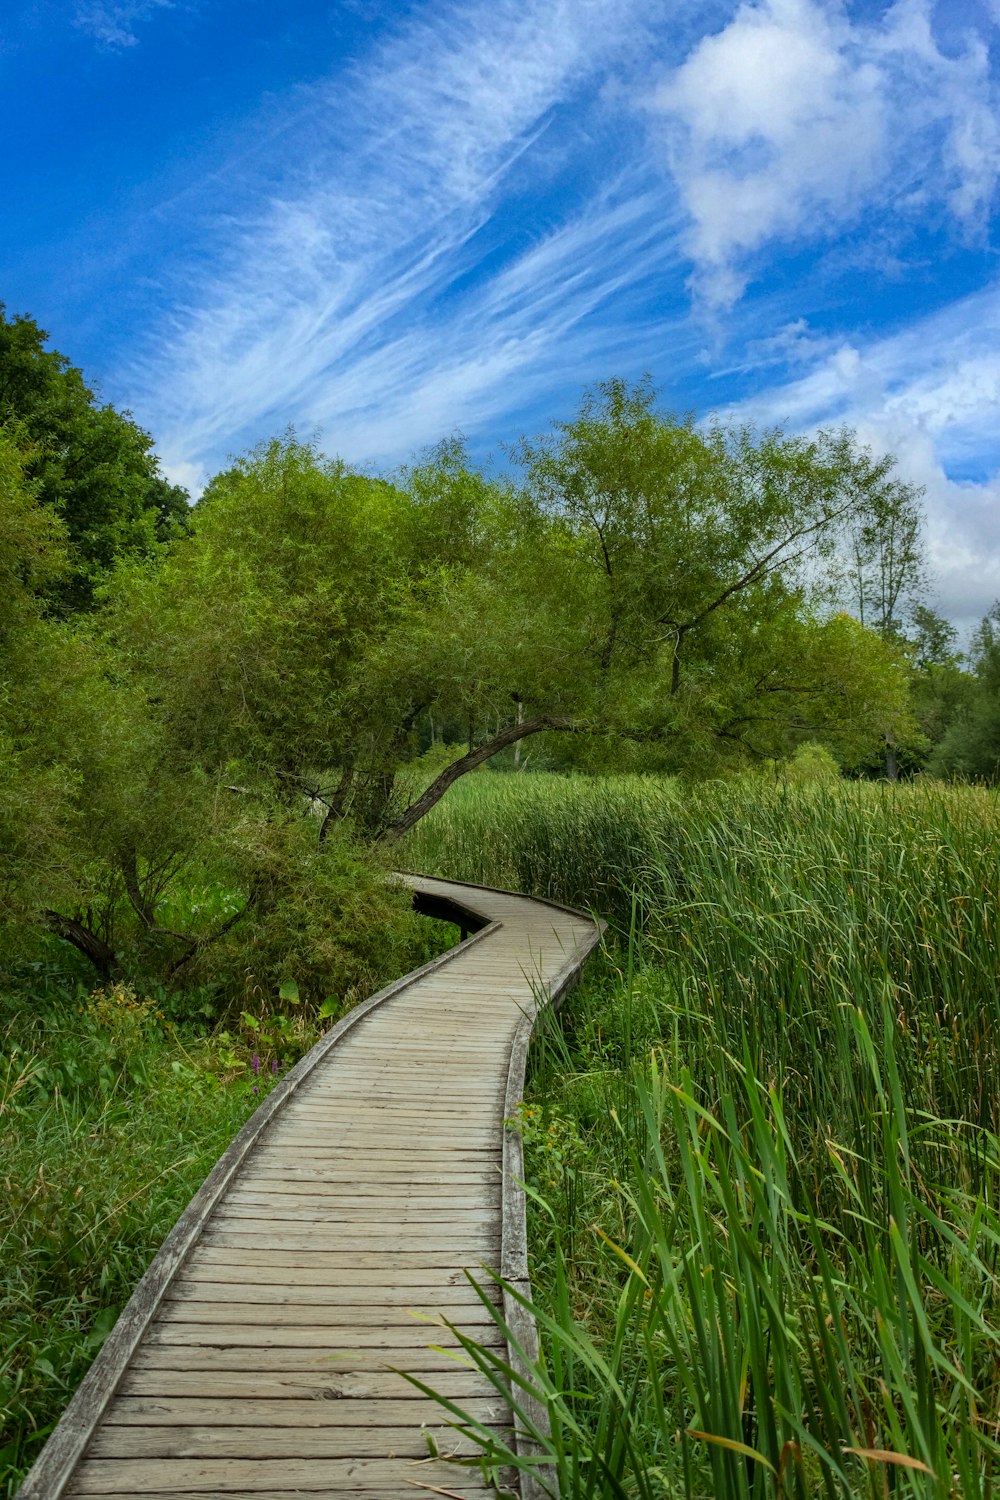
[381,380,918,833]
[115,383,916,850]
[25,385,919,992]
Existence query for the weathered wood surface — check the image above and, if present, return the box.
[17,874,602,1500]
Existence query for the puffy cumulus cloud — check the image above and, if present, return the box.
[651,0,1000,307]
[849,404,1000,636]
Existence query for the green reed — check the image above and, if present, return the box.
[405,775,1000,1497]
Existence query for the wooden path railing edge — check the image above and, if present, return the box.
[15,901,500,1500]
[499,907,606,1500]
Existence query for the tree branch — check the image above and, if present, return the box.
[318,766,356,842]
[166,896,254,979]
[668,500,858,643]
[377,714,580,844]
[44,911,116,979]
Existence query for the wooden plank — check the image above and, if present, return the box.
[200,1226,501,1250]
[169,1280,498,1306]
[224,1179,498,1199]
[118,1369,497,1401]
[255,1133,500,1148]
[104,1396,506,1427]
[89,1422,505,1458]
[67,1487,498,1500]
[183,1247,497,1271]
[68,1456,506,1493]
[159,1302,498,1328]
[278,1108,501,1122]
[220,1196,493,1216]
[244,1157,500,1178]
[131,1345,497,1372]
[216,1200,493,1222]
[258,1134,498,1150]
[287,1098,503,1110]
[182,1251,490,1282]
[146,1324,502,1350]
[67,1490,496,1499]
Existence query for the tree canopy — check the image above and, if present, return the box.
[0,366,935,1000]
[110,381,917,844]
[0,304,188,611]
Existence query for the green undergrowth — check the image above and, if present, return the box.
[0,978,263,1492]
[403,774,1000,1498]
[0,912,457,1496]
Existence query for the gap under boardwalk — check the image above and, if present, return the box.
[20,876,600,1500]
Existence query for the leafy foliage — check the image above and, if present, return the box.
[930,602,1000,780]
[0,305,186,613]
[0,977,269,1493]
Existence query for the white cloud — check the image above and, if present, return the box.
[652,0,1000,307]
[75,0,173,48]
[138,0,680,476]
[158,456,207,497]
[722,285,1000,628]
[105,0,1000,632]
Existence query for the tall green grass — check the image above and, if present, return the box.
[403,774,1000,1498]
[401,772,682,922]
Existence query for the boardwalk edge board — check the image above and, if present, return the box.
[17,873,604,1500]
[499,915,605,1500]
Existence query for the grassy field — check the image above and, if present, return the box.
[401,772,1000,1499]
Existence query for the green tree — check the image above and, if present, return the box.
[930,602,1000,780]
[841,469,927,778]
[16,387,923,989]
[0,304,187,610]
[0,429,94,932]
[115,390,917,850]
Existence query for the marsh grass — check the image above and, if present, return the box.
[402,774,1000,1497]
[0,979,273,1494]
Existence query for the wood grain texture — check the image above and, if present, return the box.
[17,874,603,1500]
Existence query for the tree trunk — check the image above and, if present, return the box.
[379,714,577,844]
[44,912,116,979]
[318,767,355,842]
[885,735,899,783]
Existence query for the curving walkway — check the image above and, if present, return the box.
[18,875,602,1500]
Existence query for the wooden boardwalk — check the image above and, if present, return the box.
[19,875,602,1500]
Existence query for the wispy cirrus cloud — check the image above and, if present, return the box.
[114,0,998,631]
[75,0,174,48]
[139,0,683,483]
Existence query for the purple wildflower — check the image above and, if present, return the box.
[271,1059,279,1075]
[252,1053,260,1076]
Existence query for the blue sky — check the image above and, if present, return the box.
[3,0,1000,626]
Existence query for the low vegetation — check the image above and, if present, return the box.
[0,913,455,1496]
[403,773,1000,1498]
